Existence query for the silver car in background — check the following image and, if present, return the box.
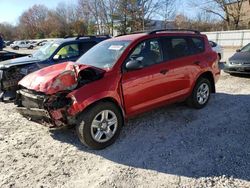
[209,41,223,61]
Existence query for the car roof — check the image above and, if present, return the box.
[53,36,110,45]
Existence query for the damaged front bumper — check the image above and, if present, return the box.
[16,89,75,128]
[16,107,50,120]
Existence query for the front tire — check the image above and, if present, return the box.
[76,101,123,149]
[187,78,211,109]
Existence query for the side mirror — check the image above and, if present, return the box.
[125,59,144,70]
[236,49,241,52]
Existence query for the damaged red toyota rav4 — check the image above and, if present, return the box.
[15,29,220,149]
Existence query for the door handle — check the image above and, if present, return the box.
[194,61,201,65]
[160,69,169,75]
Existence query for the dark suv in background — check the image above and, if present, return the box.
[0,35,110,100]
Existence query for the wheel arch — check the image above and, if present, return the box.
[76,97,125,125]
[197,71,216,93]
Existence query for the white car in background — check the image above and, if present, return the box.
[10,41,35,50]
[209,41,223,61]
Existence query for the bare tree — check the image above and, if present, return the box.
[158,0,177,28]
[0,23,17,40]
[190,0,245,30]
[18,4,48,38]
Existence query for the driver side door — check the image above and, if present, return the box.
[121,38,170,116]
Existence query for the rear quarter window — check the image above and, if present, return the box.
[191,37,205,54]
[79,41,97,54]
[169,38,191,59]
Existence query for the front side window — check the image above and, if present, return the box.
[55,44,80,59]
[77,40,131,69]
[127,39,163,67]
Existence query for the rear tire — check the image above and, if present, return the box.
[14,46,19,50]
[76,101,123,150]
[187,78,212,109]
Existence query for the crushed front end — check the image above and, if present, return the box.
[15,62,106,128]
[15,88,75,128]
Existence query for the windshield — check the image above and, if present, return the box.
[32,42,59,60]
[241,43,250,52]
[77,40,131,69]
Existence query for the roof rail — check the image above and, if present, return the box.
[64,35,71,39]
[115,30,148,37]
[149,29,200,35]
[75,35,110,40]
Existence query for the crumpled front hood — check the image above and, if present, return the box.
[0,55,39,69]
[19,62,92,95]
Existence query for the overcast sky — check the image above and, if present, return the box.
[0,0,198,25]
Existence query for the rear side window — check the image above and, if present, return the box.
[168,38,190,59]
[79,41,97,54]
[191,37,205,54]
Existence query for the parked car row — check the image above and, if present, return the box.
[10,40,35,50]
[0,39,55,51]
[1,29,220,149]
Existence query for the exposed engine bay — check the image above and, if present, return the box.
[0,63,38,100]
[2,66,25,91]
[15,67,105,127]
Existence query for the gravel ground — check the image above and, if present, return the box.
[0,71,250,188]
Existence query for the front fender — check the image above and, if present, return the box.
[66,72,123,116]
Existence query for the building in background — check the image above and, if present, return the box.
[227,0,250,28]
[111,19,175,36]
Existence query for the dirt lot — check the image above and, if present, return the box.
[0,70,249,188]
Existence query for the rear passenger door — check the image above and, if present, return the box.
[160,36,205,98]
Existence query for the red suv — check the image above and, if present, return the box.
[16,29,220,149]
